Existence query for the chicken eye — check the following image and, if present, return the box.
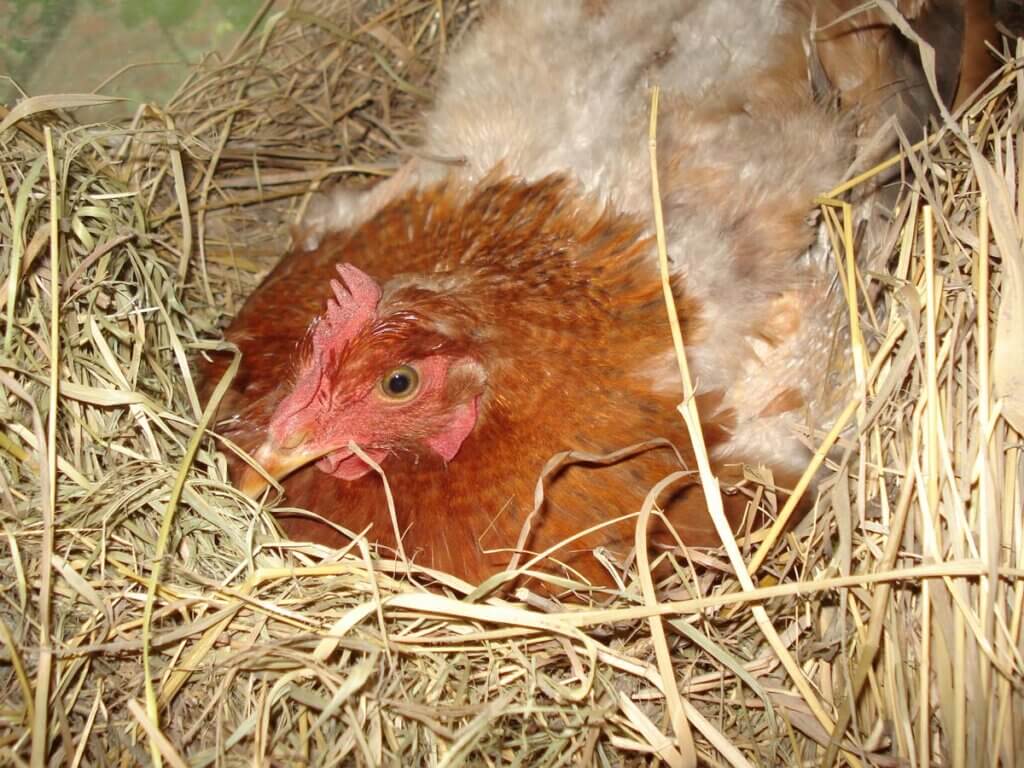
[379,365,420,401]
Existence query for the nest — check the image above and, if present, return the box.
[1,2,1022,765]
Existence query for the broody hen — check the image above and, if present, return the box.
[201,0,995,585]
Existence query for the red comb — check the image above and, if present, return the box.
[311,264,382,356]
[269,264,381,436]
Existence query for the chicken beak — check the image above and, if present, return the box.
[238,435,333,498]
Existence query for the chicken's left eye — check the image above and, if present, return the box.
[379,365,420,401]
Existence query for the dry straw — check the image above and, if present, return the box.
[1,1,1022,765]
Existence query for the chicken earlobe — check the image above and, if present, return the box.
[424,399,479,462]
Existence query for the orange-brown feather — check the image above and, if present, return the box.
[202,176,746,585]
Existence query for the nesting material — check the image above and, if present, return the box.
[0,2,1021,765]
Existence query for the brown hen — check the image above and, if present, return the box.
[201,0,997,585]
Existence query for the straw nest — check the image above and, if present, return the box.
[1,2,1022,766]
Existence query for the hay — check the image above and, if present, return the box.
[1,2,1022,765]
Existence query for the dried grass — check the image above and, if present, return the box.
[0,2,1022,766]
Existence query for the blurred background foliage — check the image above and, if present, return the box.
[1,0,262,118]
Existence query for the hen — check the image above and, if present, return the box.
[202,0,995,585]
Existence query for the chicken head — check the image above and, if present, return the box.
[241,263,484,491]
